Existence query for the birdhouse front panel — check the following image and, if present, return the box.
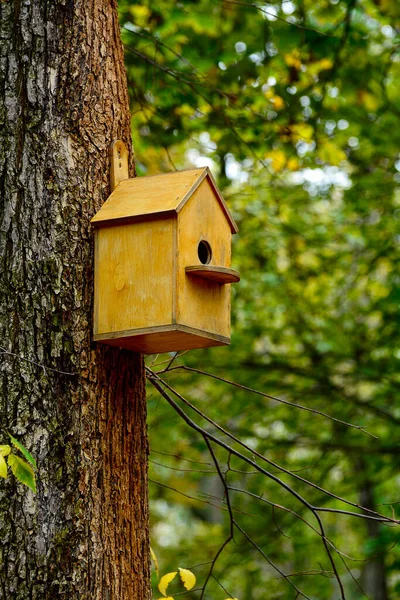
[94,219,175,337]
[91,166,239,353]
[177,178,232,342]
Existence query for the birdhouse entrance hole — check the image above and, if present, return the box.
[198,240,212,265]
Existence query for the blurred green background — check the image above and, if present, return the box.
[119,1,400,597]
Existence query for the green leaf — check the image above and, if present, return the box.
[0,454,7,478]
[0,445,11,457]
[8,454,36,492]
[9,435,37,469]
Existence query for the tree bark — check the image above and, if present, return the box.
[0,1,150,599]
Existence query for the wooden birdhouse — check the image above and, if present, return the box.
[91,147,239,354]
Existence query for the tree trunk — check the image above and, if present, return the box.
[0,1,151,599]
[358,460,388,600]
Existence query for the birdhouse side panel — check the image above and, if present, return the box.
[177,179,232,339]
[94,220,175,336]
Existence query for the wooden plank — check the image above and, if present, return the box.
[94,324,230,354]
[110,140,129,191]
[91,168,206,224]
[91,167,238,233]
[185,265,240,284]
[94,219,174,335]
[176,178,232,339]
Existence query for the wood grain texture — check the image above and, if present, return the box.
[93,177,237,352]
[91,167,238,233]
[110,140,129,191]
[95,324,229,353]
[177,179,232,339]
[94,220,174,334]
[91,168,206,223]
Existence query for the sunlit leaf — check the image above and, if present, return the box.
[9,435,37,469]
[7,454,36,492]
[270,95,284,110]
[178,567,196,590]
[289,123,314,143]
[158,572,177,597]
[0,445,11,457]
[284,51,301,69]
[318,140,346,166]
[0,454,7,478]
[150,546,159,579]
[265,149,286,172]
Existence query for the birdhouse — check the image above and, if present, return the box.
[91,153,239,354]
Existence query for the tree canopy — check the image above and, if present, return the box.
[121,1,400,597]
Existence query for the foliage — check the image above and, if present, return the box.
[151,547,197,599]
[0,434,36,492]
[119,0,400,597]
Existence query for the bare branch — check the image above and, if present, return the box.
[149,458,217,474]
[0,346,76,376]
[148,368,392,521]
[222,0,338,37]
[164,365,377,439]
[147,368,346,597]
[149,478,229,513]
[151,448,212,465]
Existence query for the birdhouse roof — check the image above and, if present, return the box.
[91,167,238,233]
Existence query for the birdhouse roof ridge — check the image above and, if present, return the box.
[90,167,238,233]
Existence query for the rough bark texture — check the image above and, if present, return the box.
[0,1,151,598]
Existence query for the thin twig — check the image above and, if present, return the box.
[147,369,345,597]
[199,439,234,599]
[164,365,377,439]
[148,368,392,522]
[151,449,212,465]
[234,521,312,599]
[149,479,228,513]
[0,347,76,376]
[150,459,216,474]
[222,0,338,37]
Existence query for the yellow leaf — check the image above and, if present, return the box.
[150,546,159,579]
[0,445,11,457]
[318,140,346,166]
[0,454,7,478]
[270,95,284,110]
[178,567,196,591]
[289,123,314,142]
[308,58,333,76]
[318,58,333,71]
[284,51,302,69]
[175,104,195,117]
[158,572,177,597]
[358,90,379,112]
[130,5,150,19]
[287,157,299,171]
[265,149,286,172]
